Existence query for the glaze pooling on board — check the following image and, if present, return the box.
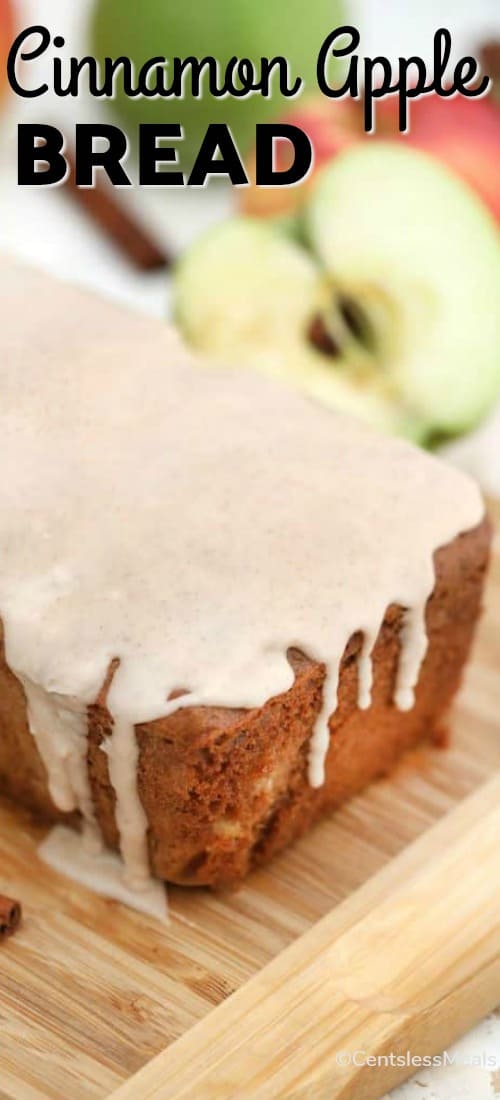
[0,260,484,889]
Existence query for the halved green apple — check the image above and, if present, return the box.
[174,145,500,442]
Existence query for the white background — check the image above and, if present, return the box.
[1,3,500,1097]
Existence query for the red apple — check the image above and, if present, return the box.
[240,97,362,218]
[0,0,14,102]
[377,93,500,224]
[241,89,500,224]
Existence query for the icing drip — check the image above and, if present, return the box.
[394,601,430,712]
[39,825,168,920]
[19,674,101,853]
[0,260,485,893]
[308,664,340,789]
[103,717,150,889]
[357,630,377,712]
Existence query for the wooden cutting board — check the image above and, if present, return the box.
[1,510,499,1100]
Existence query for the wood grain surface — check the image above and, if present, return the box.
[0,514,499,1100]
[111,772,500,1100]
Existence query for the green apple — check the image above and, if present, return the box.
[174,145,500,441]
[174,218,423,438]
[90,0,344,166]
[308,144,500,434]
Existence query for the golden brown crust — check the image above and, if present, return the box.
[0,519,491,887]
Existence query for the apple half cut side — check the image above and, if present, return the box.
[174,145,500,443]
[174,218,423,439]
[308,143,500,437]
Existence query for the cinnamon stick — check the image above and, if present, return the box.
[64,147,172,272]
[0,893,22,940]
[480,40,500,98]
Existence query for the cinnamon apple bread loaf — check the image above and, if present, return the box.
[0,519,490,886]
[0,258,490,891]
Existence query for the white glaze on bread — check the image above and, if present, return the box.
[0,259,484,889]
